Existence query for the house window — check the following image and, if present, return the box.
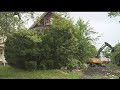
[44,18,50,25]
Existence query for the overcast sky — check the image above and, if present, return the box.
[26,12,120,49]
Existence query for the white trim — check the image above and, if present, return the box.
[29,12,49,29]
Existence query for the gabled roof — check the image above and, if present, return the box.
[29,12,55,29]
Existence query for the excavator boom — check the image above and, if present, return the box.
[96,42,114,58]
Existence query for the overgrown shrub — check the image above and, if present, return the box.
[25,61,37,71]
[4,30,41,69]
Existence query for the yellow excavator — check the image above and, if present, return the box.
[87,42,115,67]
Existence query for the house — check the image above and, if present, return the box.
[29,12,56,30]
[0,37,7,66]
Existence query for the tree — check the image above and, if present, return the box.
[108,12,120,17]
[108,12,120,22]
[75,18,98,62]
[38,13,79,69]
[111,43,120,65]
[37,13,98,68]
[108,12,120,65]
[0,12,36,43]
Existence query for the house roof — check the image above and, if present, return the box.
[29,12,55,29]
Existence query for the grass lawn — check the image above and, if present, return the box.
[1,64,120,79]
[0,66,83,79]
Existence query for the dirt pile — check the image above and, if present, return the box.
[81,66,120,79]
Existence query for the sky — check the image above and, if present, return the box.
[25,12,120,49]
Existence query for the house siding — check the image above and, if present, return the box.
[0,37,7,65]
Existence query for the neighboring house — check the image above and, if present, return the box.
[0,37,7,66]
[29,12,56,30]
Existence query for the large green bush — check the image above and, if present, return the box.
[4,30,41,70]
[25,61,37,71]
[5,13,97,70]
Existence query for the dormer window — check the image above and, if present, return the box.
[44,18,50,25]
